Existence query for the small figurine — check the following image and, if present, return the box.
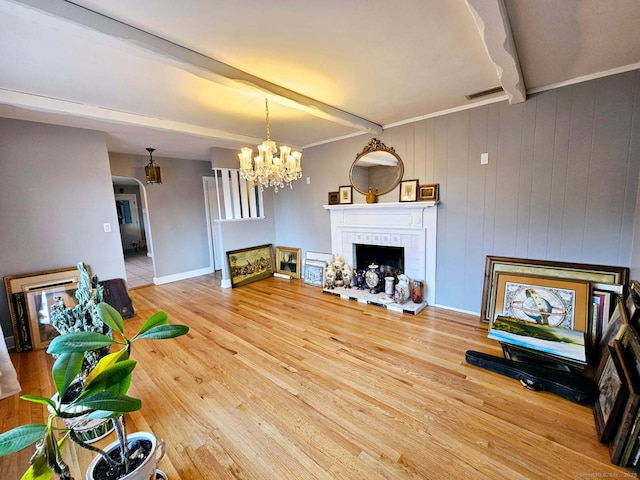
[342,264,353,288]
[325,264,336,289]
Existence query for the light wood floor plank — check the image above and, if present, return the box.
[0,274,631,479]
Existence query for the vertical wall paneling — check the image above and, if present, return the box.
[221,169,234,219]
[465,106,490,305]
[527,91,557,259]
[515,99,536,258]
[561,81,595,262]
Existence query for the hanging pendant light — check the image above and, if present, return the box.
[144,148,162,184]
[238,99,302,192]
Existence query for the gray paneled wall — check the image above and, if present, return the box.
[275,70,640,314]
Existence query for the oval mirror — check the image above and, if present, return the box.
[349,139,404,197]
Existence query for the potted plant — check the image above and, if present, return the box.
[0,302,189,480]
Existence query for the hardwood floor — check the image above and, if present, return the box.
[0,275,631,479]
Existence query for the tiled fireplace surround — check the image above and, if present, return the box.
[323,202,438,305]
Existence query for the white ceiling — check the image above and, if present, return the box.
[1,0,639,161]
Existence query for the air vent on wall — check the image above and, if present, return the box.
[465,86,504,101]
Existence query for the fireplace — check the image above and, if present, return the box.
[354,244,404,277]
[323,202,438,305]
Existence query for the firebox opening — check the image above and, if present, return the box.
[354,244,404,277]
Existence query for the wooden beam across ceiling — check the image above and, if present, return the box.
[464,0,526,104]
[10,0,384,137]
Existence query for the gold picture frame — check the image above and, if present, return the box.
[418,183,439,202]
[275,246,302,279]
[399,179,418,202]
[226,244,274,288]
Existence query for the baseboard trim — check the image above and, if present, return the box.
[432,303,480,317]
[154,266,214,285]
[221,279,232,288]
[4,335,15,351]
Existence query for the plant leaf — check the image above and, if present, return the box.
[136,311,169,336]
[83,349,128,387]
[52,352,83,397]
[75,391,141,413]
[20,449,53,480]
[135,324,189,340]
[0,424,46,456]
[47,332,115,354]
[81,360,136,397]
[96,302,125,335]
[20,395,56,410]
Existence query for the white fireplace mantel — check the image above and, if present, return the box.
[323,202,438,305]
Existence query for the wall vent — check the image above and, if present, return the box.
[465,86,504,100]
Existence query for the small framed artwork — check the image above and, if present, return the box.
[338,186,352,204]
[399,179,419,202]
[328,191,339,205]
[275,246,302,279]
[226,244,274,288]
[593,344,628,442]
[418,183,439,202]
[304,260,327,287]
[599,299,629,356]
[25,284,78,350]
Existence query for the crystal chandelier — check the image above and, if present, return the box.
[238,99,302,192]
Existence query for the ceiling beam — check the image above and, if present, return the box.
[0,88,267,146]
[464,0,526,104]
[10,0,383,136]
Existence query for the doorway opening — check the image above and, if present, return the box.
[112,176,155,288]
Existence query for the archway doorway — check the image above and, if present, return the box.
[112,176,155,288]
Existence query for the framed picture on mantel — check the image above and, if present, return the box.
[399,179,418,202]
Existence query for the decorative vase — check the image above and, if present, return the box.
[410,279,424,303]
[325,264,336,289]
[366,187,376,204]
[85,431,165,480]
[342,265,353,288]
[355,269,365,290]
[384,277,395,297]
[394,274,410,304]
[365,264,382,294]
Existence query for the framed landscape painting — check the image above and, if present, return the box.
[226,244,274,288]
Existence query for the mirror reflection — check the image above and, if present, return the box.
[349,139,404,196]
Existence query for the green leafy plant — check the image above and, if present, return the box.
[0,302,189,480]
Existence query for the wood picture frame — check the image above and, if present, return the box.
[615,327,640,465]
[3,266,81,351]
[303,260,327,287]
[491,272,590,333]
[25,284,78,350]
[328,191,339,205]
[418,183,439,202]
[275,246,302,279]
[599,299,629,356]
[626,288,640,326]
[226,244,274,288]
[399,179,419,202]
[593,344,628,443]
[610,339,640,464]
[480,256,629,324]
[338,185,353,204]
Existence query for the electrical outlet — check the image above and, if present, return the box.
[103,223,111,233]
[481,153,489,165]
